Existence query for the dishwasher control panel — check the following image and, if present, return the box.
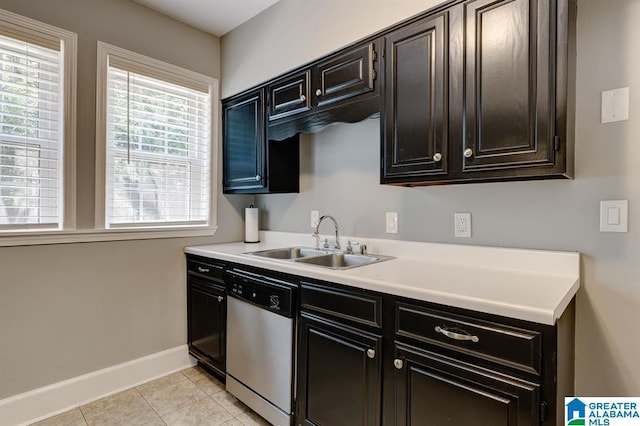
[227,269,294,318]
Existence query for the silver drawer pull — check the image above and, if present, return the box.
[393,359,404,369]
[434,325,479,343]
[197,266,210,273]
[217,296,223,302]
[366,349,375,359]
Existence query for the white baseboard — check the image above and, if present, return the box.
[0,345,196,426]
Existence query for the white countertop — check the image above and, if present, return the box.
[185,231,580,325]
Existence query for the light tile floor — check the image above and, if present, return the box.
[30,367,271,426]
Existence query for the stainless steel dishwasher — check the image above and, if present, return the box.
[225,268,296,426]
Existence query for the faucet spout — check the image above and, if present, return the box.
[314,215,340,250]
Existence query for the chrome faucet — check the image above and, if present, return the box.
[312,215,340,250]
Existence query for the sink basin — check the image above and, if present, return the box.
[296,253,382,269]
[245,246,394,270]
[247,247,326,260]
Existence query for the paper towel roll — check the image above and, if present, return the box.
[245,206,260,243]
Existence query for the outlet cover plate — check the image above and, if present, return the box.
[455,213,471,238]
[601,87,629,123]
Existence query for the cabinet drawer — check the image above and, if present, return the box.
[313,42,376,108]
[268,70,311,121]
[187,257,225,283]
[300,282,382,328]
[395,303,541,375]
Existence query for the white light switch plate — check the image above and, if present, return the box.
[310,210,319,228]
[600,200,628,232]
[386,212,398,234]
[602,87,629,123]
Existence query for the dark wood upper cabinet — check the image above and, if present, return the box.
[267,70,311,121]
[223,88,300,194]
[382,12,448,182]
[222,89,265,193]
[313,42,376,109]
[267,40,381,141]
[382,0,575,184]
[461,0,554,173]
[222,0,575,188]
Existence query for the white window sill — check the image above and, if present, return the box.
[0,226,218,247]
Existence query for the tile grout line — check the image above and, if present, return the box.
[79,405,90,426]
[181,369,251,425]
[133,383,166,423]
[140,369,234,424]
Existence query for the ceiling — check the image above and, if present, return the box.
[133,0,281,36]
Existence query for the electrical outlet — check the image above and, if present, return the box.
[311,210,320,228]
[386,212,398,234]
[454,213,471,238]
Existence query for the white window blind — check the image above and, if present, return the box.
[105,64,211,227]
[0,33,62,229]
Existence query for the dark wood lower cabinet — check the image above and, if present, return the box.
[294,280,571,426]
[187,277,226,376]
[393,342,540,426]
[183,259,572,426]
[297,314,382,426]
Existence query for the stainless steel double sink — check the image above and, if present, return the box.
[245,246,394,270]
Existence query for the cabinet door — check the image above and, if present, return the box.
[313,42,376,109]
[187,279,226,375]
[222,89,265,192]
[267,70,311,121]
[393,342,540,426]
[382,13,448,182]
[462,0,555,172]
[297,315,382,426]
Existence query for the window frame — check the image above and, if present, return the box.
[0,8,77,233]
[95,42,218,236]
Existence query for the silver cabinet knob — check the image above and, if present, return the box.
[300,94,306,102]
[255,175,261,181]
[464,148,473,158]
[315,89,322,96]
[394,359,404,369]
[217,296,223,302]
[197,266,209,273]
[366,349,375,359]
[433,152,442,162]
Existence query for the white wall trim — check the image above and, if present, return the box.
[0,345,196,426]
[0,225,218,247]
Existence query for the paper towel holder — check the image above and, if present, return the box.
[245,204,260,243]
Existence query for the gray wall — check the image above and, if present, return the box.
[0,0,248,399]
[222,0,640,395]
